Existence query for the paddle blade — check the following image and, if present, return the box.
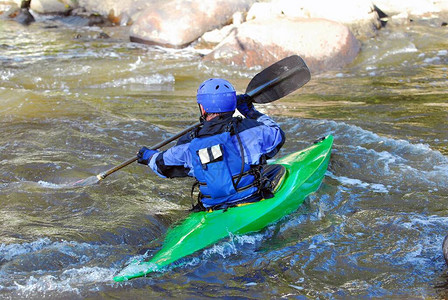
[246,55,311,104]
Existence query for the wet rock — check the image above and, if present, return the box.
[1,6,35,25]
[97,31,110,39]
[68,7,113,26]
[14,7,34,24]
[30,0,78,14]
[129,0,254,48]
[204,17,360,73]
[73,31,110,40]
[246,0,381,40]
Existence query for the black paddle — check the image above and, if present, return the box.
[69,55,310,187]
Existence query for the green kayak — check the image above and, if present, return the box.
[114,135,333,282]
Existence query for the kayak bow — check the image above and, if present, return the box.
[114,135,333,282]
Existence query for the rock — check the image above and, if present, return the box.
[246,3,278,21]
[77,0,152,26]
[14,7,34,24]
[1,6,34,24]
[372,0,447,16]
[201,25,238,45]
[30,0,77,14]
[20,0,31,8]
[66,7,116,26]
[247,0,381,39]
[204,17,361,73]
[0,1,19,15]
[200,12,246,45]
[129,0,254,48]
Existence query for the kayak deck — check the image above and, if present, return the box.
[114,135,333,282]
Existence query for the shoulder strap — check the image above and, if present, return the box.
[227,117,245,189]
[189,123,203,139]
[225,116,243,134]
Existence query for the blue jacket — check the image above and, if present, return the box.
[148,112,285,205]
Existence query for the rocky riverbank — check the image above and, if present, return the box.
[1,0,447,72]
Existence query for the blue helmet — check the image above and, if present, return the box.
[197,78,236,113]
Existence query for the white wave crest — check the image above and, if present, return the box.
[0,238,53,261]
[14,267,114,296]
[288,119,448,191]
[327,171,389,193]
[90,73,175,90]
[202,232,266,259]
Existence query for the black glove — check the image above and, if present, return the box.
[137,147,158,165]
[236,94,262,119]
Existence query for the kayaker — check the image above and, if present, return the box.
[137,78,285,210]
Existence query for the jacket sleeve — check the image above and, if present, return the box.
[148,143,193,178]
[236,113,285,165]
[148,132,194,178]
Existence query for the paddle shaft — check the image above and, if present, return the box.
[97,122,201,180]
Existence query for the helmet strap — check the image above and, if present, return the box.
[198,104,206,117]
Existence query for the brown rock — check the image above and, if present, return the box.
[204,17,361,73]
[129,0,254,48]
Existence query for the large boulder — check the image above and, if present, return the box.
[204,17,361,73]
[129,0,254,48]
[247,0,381,39]
[30,0,77,14]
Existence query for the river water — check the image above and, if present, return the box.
[0,16,447,299]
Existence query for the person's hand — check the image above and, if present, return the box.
[236,94,262,119]
[236,94,254,116]
[236,93,253,106]
[137,147,158,165]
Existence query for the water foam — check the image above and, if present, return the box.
[327,171,390,193]
[0,238,53,261]
[14,267,114,296]
[1,238,116,296]
[90,73,175,90]
[0,238,106,264]
[37,180,65,189]
[202,231,266,259]
[288,119,448,191]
